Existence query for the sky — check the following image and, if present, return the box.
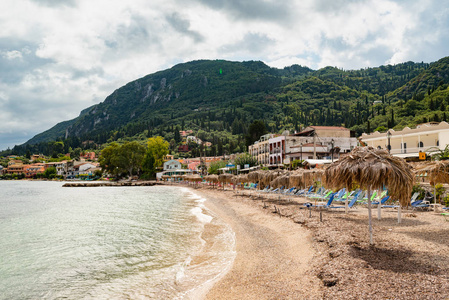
[1,0,449,151]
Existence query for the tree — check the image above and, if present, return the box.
[120,141,146,178]
[174,126,181,143]
[208,160,227,174]
[234,153,258,168]
[99,143,122,178]
[143,136,169,178]
[99,142,145,179]
[43,167,57,179]
[245,120,267,147]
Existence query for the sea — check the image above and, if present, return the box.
[0,181,236,299]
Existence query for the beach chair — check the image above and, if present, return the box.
[299,185,314,196]
[304,193,336,209]
[329,191,361,210]
[333,189,352,203]
[308,188,330,200]
[273,186,285,194]
[414,201,430,210]
[283,187,296,195]
[372,195,390,206]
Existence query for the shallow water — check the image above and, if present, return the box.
[0,181,235,299]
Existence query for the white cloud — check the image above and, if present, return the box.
[0,0,448,150]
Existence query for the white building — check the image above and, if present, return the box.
[361,122,449,158]
[260,126,358,165]
[163,159,182,171]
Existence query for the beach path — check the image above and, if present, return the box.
[199,189,323,300]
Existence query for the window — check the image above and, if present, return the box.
[418,141,424,148]
[437,140,440,146]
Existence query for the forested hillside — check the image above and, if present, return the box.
[6,57,449,157]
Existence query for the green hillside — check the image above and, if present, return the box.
[6,57,449,157]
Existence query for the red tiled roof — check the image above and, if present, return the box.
[308,126,349,130]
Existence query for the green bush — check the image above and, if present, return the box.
[412,184,426,201]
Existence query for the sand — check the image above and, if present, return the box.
[196,188,323,299]
[187,186,449,299]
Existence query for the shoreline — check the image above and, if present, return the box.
[181,184,449,299]
[193,187,323,299]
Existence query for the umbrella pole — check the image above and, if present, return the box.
[345,197,348,214]
[434,184,437,212]
[368,187,373,245]
[398,205,401,224]
[377,190,382,220]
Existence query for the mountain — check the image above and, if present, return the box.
[8,57,449,157]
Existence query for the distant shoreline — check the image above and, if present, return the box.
[62,180,165,187]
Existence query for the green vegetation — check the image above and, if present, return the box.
[208,160,227,175]
[234,153,258,168]
[4,57,449,159]
[99,137,169,180]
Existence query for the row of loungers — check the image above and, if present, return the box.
[256,185,439,211]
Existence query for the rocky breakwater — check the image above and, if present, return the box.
[62,181,164,187]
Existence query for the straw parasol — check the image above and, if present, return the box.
[218,173,234,184]
[247,170,263,185]
[413,160,449,209]
[325,146,414,244]
[270,174,290,189]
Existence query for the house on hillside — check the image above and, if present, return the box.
[178,144,190,152]
[6,160,24,174]
[163,160,182,171]
[80,152,96,161]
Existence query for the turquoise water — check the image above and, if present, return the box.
[0,181,235,299]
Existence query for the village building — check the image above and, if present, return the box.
[30,154,45,161]
[248,134,274,165]
[6,160,24,174]
[23,163,46,178]
[361,121,449,159]
[80,152,96,161]
[163,159,182,171]
[249,126,358,166]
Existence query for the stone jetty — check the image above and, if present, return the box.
[62,181,164,187]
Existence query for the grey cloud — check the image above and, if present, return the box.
[313,0,369,13]
[0,39,54,84]
[166,13,204,43]
[220,33,275,54]
[30,0,76,7]
[189,0,293,23]
[104,14,160,55]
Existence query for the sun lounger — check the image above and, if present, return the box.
[372,195,390,206]
[329,192,360,209]
[304,193,336,209]
[295,186,313,196]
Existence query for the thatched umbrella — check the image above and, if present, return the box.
[289,171,304,189]
[270,174,290,189]
[247,170,263,187]
[217,173,233,189]
[232,174,248,187]
[302,169,325,189]
[414,160,449,210]
[205,174,219,188]
[325,146,414,244]
[218,173,233,184]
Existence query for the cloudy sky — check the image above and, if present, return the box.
[1,0,448,150]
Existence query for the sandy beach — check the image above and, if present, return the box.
[189,186,449,299]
